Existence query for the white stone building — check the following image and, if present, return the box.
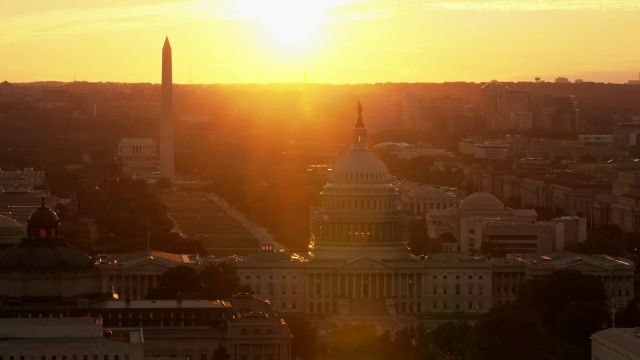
[0,318,144,360]
[591,328,640,360]
[117,138,160,180]
[399,184,459,216]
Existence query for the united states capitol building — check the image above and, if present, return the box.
[234,104,635,320]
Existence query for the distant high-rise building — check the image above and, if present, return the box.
[555,77,570,83]
[400,92,423,129]
[160,37,175,180]
[480,81,532,130]
[358,93,395,133]
[541,94,579,131]
[480,80,508,116]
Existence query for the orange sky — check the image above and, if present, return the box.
[1,0,639,84]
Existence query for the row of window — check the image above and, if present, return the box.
[433,301,484,311]
[239,328,275,335]
[0,356,130,360]
[253,284,297,296]
[433,284,484,296]
[244,275,297,281]
[486,235,537,241]
[325,198,395,211]
[307,301,422,313]
[432,274,484,280]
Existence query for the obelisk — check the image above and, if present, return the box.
[160,37,175,180]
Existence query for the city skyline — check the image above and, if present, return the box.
[1,0,640,84]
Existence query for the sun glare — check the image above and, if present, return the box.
[236,0,328,46]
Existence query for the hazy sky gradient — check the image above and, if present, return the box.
[1,0,639,84]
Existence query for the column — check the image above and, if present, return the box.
[352,274,356,298]
[384,274,387,297]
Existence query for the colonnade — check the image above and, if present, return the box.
[111,274,159,299]
[318,221,399,242]
[307,272,422,299]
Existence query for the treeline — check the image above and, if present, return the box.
[60,176,206,255]
[146,263,251,300]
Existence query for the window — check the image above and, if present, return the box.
[281,285,287,295]
[479,275,483,280]
[468,286,473,295]
[432,287,437,295]
[268,284,274,295]
[443,286,447,295]
[292,286,297,295]
[479,286,483,295]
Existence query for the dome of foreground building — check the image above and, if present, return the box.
[310,103,410,261]
[458,192,505,211]
[0,199,106,300]
[0,199,92,269]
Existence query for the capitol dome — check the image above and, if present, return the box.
[329,150,392,185]
[311,103,409,261]
[459,192,504,211]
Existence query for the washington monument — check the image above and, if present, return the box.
[160,37,175,180]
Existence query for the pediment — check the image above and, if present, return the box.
[561,261,606,273]
[123,260,174,272]
[339,257,392,271]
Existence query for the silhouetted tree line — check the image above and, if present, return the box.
[146,263,251,300]
[66,176,206,255]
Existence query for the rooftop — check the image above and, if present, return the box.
[91,299,230,309]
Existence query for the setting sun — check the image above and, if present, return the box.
[234,0,328,46]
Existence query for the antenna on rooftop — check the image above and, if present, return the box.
[147,213,153,259]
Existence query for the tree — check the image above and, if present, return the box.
[431,321,474,359]
[517,270,609,360]
[147,265,202,299]
[200,262,250,300]
[211,344,230,360]
[282,314,317,360]
[329,323,392,360]
[474,303,550,360]
[155,177,172,194]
